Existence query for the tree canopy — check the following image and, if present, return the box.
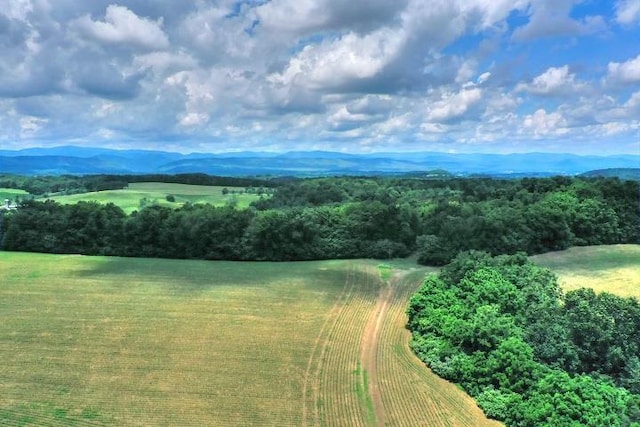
[407,252,640,426]
[1,175,637,263]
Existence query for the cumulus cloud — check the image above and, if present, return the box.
[255,0,408,35]
[522,109,569,136]
[606,54,640,85]
[0,0,637,153]
[604,91,640,120]
[166,70,217,127]
[72,5,169,50]
[264,0,526,97]
[615,0,640,25]
[268,28,405,92]
[133,51,197,75]
[177,4,258,64]
[20,115,48,137]
[426,88,483,123]
[446,0,531,36]
[346,95,394,116]
[516,65,584,95]
[328,106,378,132]
[513,0,606,41]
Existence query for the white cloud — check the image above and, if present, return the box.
[346,95,394,115]
[73,5,169,50]
[462,0,531,29]
[328,105,375,131]
[625,90,640,109]
[3,0,33,21]
[133,51,196,75]
[20,115,48,137]
[255,0,327,33]
[268,27,405,90]
[179,112,209,127]
[166,70,217,127]
[607,54,640,85]
[602,121,632,135]
[374,114,412,135]
[178,4,258,63]
[0,0,637,154]
[484,92,521,117]
[604,91,640,120]
[517,65,583,95]
[615,0,640,25]
[456,60,478,85]
[513,0,606,41]
[426,88,483,122]
[477,72,492,84]
[420,122,448,133]
[522,108,569,136]
[95,101,118,118]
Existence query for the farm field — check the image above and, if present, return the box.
[47,182,265,213]
[0,188,29,203]
[532,244,640,298]
[0,252,497,426]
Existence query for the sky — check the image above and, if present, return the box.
[1,0,639,154]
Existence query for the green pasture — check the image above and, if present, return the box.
[47,182,266,213]
[532,244,640,298]
[0,188,29,203]
[0,253,495,426]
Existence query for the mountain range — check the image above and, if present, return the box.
[0,146,638,177]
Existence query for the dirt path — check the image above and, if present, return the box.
[359,271,400,426]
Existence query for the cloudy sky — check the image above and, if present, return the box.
[1,0,639,154]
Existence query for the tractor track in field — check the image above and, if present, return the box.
[359,270,405,426]
[301,263,357,427]
[302,263,494,427]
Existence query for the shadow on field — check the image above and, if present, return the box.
[71,255,362,296]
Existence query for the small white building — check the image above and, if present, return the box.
[2,199,15,210]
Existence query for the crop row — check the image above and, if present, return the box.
[307,263,379,426]
[376,272,498,427]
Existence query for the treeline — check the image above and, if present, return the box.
[255,175,638,264]
[407,251,640,426]
[0,173,275,197]
[0,176,637,262]
[0,200,412,260]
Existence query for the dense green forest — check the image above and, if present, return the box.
[408,251,640,426]
[1,175,637,262]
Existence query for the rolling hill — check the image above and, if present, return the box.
[1,146,638,176]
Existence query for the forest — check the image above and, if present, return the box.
[0,174,637,263]
[408,251,640,426]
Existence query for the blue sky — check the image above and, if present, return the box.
[1,0,639,154]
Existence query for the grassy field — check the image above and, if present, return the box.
[47,182,265,213]
[0,188,29,203]
[0,253,496,426]
[532,244,640,298]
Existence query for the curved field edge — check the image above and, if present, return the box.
[531,244,640,298]
[373,267,501,427]
[0,253,497,426]
[46,182,264,213]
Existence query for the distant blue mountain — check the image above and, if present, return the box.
[581,168,640,180]
[0,146,638,177]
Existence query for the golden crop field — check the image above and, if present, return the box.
[47,182,266,213]
[0,252,496,426]
[531,244,640,298]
